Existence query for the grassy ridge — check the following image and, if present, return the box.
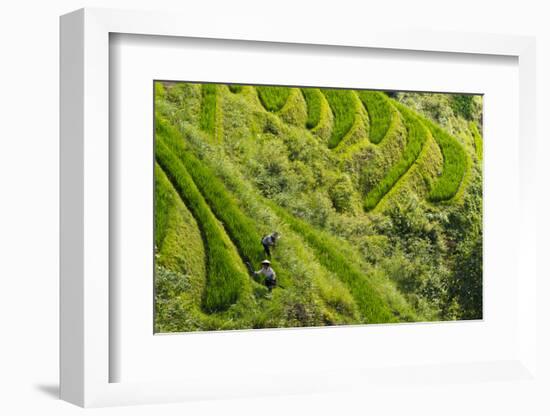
[423,120,468,202]
[256,86,291,112]
[200,84,217,135]
[267,202,406,323]
[156,124,247,312]
[159,118,295,288]
[301,88,322,129]
[174,123,365,322]
[155,163,206,281]
[364,102,428,211]
[358,91,393,144]
[321,89,358,148]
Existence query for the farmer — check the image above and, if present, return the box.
[261,231,280,258]
[254,259,277,292]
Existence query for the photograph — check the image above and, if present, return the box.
[153,81,483,333]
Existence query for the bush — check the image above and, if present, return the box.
[228,84,244,93]
[328,175,355,213]
[357,91,394,144]
[364,102,428,210]
[321,88,358,148]
[200,84,217,134]
[301,88,322,129]
[256,85,291,112]
[154,81,166,99]
[449,235,482,320]
[451,94,475,120]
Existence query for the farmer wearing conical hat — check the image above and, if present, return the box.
[247,259,277,292]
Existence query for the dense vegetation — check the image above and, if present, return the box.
[301,88,322,129]
[154,81,483,332]
[321,88,360,148]
[364,102,428,210]
[156,126,248,312]
[228,84,244,93]
[357,91,394,144]
[424,119,469,202]
[199,84,217,135]
[256,86,291,112]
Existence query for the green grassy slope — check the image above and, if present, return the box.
[321,89,362,148]
[358,91,394,144]
[154,81,483,331]
[156,121,250,313]
[256,86,291,112]
[301,88,322,129]
[364,102,429,210]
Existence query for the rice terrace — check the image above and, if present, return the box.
[154,81,483,333]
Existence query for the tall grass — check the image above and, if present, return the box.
[424,119,468,202]
[256,86,291,112]
[321,89,358,148]
[200,84,217,135]
[266,202,401,323]
[158,117,295,287]
[364,102,428,211]
[155,133,247,312]
[301,88,322,129]
[155,162,206,291]
[358,91,393,144]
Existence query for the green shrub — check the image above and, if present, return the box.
[328,175,355,213]
[256,85,291,112]
[155,130,247,313]
[228,84,244,93]
[424,119,468,202]
[451,94,475,120]
[200,84,217,134]
[357,91,393,144]
[301,88,322,129]
[321,89,358,148]
[364,102,428,210]
[154,81,166,99]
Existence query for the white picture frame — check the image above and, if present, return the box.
[60,7,538,408]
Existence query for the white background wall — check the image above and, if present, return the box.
[0,1,548,415]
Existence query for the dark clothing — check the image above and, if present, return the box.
[265,276,276,292]
[261,234,277,258]
[255,266,277,291]
[262,242,271,257]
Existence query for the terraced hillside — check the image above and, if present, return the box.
[154,82,483,332]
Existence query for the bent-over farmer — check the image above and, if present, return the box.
[261,232,280,258]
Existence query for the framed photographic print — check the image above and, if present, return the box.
[60,8,539,408]
[152,80,483,334]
